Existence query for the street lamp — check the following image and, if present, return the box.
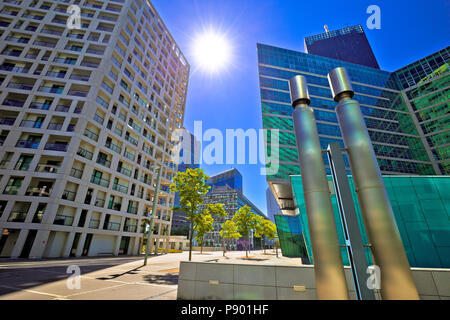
[143,165,162,266]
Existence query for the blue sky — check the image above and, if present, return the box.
[152,0,450,215]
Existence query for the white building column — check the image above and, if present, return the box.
[113,235,121,256]
[75,233,87,257]
[28,229,50,259]
[62,232,76,257]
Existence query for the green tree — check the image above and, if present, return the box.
[255,218,277,254]
[169,168,210,261]
[204,203,227,253]
[219,220,241,257]
[194,213,214,254]
[232,205,258,258]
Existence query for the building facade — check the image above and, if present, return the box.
[206,168,243,192]
[304,24,380,69]
[0,0,189,258]
[172,130,200,232]
[257,42,449,215]
[198,186,266,250]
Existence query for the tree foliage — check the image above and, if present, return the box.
[169,168,210,260]
[194,213,214,253]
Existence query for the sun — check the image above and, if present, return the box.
[193,31,231,74]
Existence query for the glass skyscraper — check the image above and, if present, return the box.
[258,34,449,268]
[305,25,380,69]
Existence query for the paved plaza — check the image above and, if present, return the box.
[0,249,295,300]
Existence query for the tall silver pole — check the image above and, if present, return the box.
[289,75,349,300]
[327,67,419,300]
[143,166,162,266]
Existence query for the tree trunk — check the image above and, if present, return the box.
[222,238,225,257]
[189,220,194,261]
[246,238,249,258]
[200,236,204,254]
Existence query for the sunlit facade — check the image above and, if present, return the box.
[0,0,189,258]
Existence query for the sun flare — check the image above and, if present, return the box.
[193,31,231,73]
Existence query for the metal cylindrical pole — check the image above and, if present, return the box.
[143,166,162,265]
[289,75,349,300]
[327,67,419,300]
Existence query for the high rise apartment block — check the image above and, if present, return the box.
[0,0,189,258]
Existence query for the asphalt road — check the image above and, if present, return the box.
[0,250,276,300]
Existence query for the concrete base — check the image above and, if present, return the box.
[177,261,450,300]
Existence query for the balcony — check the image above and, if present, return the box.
[89,219,100,229]
[45,142,68,152]
[16,140,40,149]
[0,117,16,125]
[8,211,27,222]
[105,141,121,154]
[83,128,99,141]
[38,86,64,94]
[124,225,137,232]
[53,214,74,226]
[7,82,34,90]
[112,183,128,194]
[20,120,42,128]
[126,206,138,215]
[123,150,135,161]
[94,198,105,208]
[47,123,63,131]
[80,61,99,68]
[117,166,131,177]
[30,102,51,110]
[68,89,88,97]
[105,222,120,231]
[96,157,111,168]
[0,65,30,73]
[26,186,52,197]
[70,74,90,82]
[35,163,59,173]
[0,160,10,169]
[125,135,138,146]
[3,185,20,195]
[77,147,93,160]
[91,175,110,188]
[3,98,25,107]
[61,190,76,201]
[69,167,83,179]
[55,105,70,112]
[108,202,122,211]
[46,71,66,79]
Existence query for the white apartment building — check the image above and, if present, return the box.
[0,0,189,258]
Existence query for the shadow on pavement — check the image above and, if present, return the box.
[143,273,179,285]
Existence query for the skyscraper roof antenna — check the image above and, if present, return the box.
[324,25,329,33]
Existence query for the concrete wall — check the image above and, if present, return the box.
[177,261,450,300]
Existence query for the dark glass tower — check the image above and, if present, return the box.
[305,24,380,69]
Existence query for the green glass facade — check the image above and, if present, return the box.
[273,214,308,258]
[394,47,450,175]
[289,175,450,268]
